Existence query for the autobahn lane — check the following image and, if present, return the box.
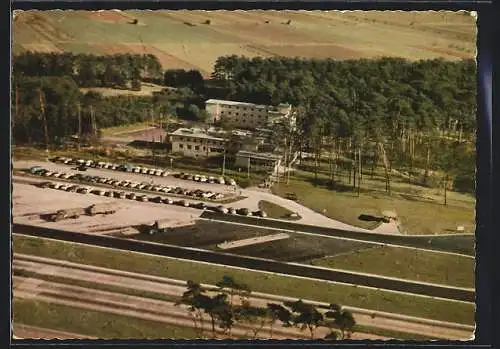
[199,212,475,256]
[13,223,475,303]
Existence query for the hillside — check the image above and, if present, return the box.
[13,10,476,77]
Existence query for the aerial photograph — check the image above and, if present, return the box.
[11,10,477,340]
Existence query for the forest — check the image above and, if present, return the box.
[11,52,477,194]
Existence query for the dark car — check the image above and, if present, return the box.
[192,202,207,210]
[37,181,53,188]
[76,164,87,171]
[150,196,163,203]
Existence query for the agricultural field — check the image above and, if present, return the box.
[13,10,476,77]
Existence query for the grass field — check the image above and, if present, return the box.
[13,10,476,76]
[13,235,475,324]
[13,298,198,339]
[311,245,474,288]
[272,169,476,235]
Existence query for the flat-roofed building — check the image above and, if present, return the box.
[169,128,227,158]
[234,150,282,172]
[205,99,293,130]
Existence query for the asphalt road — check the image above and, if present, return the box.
[13,223,475,302]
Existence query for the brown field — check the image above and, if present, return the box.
[13,10,476,76]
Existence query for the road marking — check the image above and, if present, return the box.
[13,233,475,305]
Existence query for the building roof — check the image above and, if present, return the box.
[236,150,282,161]
[170,128,226,141]
[206,99,291,110]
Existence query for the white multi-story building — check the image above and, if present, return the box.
[169,128,227,158]
[205,99,294,130]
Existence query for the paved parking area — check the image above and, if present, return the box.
[13,182,202,234]
[14,160,236,195]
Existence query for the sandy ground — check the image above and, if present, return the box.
[13,254,474,340]
[12,181,201,234]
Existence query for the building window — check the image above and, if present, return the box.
[203,146,206,150]
[187,145,192,150]
[228,112,232,115]
[195,145,200,150]
[179,144,184,149]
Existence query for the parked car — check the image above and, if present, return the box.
[148,169,156,175]
[236,208,250,216]
[37,181,53,188]
[133,167,141,173]
[218,177,225,185]
[42,171,53,177]
[162,198,174,204]
[92,189,105,196]
[192,202,207,210]
[175,200,189,207]
[228,207,237,215]
[66,185,79,192]
[29,166,43,174]
[194,174,201,182]
[138,195,148,202]
[186,174,194,181]
[126,193,137,200]
[76,187,90,194]
[141,168,149,174]
[228,179,237,186]
[285,192,298,201]
[155,169,163,176]
[200,176,208,183]
[254,210,268,218]
[150,196,163,203]
[104,191,113,197]
[216,205,228,214]
[161,171,169,177]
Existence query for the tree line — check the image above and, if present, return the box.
[12,52,163,88]
[210,55,476,196]
[177,275,356,340]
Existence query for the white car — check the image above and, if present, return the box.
[200,176,208,183]
[133,167,141,173]
[229,179,237,186]
[162,171,169,177]
[148,169,156,175]
[85,160,93,167]
[194,175,201,182]
[61,173,73,179]
[218,177,225,185]
[141,168,149,174]
[155,169,163,176]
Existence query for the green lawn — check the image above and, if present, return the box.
[258,200,301,220]
[13,235,475,325]
[13,298,198,339]
[312,246,475,288]
[272,171,476,235]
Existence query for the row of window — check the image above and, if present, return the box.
[174,137,224,146]
[177,144,224,153]
[220,111,266,117]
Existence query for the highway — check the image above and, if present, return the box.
[13,223,475,303]
[13,253,474,340]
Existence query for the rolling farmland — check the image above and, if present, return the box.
[13,10,476,77]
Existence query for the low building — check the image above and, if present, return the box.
[234,150,282,173]
[169,128,227,158]
[205,99,293,130]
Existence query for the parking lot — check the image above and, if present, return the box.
[12,181,202,234]
[14,160,238,195]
